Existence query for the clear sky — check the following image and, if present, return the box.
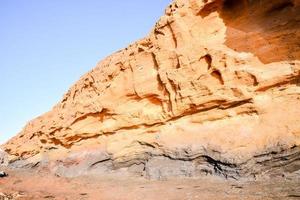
[0,0,171,144]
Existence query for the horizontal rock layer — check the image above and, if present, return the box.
[2,0,300,179]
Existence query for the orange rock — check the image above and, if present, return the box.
[2,0,300,179]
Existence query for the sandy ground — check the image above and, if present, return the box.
[0,168,299,200]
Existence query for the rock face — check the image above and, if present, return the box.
[2,0,300,179]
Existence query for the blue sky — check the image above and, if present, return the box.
[0,0,170,144]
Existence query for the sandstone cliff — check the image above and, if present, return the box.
[2,0,300,179]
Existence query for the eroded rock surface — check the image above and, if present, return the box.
[2,0,300,179]
[0,149,8,167]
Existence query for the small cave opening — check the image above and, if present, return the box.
[223,0,247,11]
[267,1,294,14]
[211,70,224,85]
[221,0,248,19]
[201,54,212,70]
[223,0,238,10]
